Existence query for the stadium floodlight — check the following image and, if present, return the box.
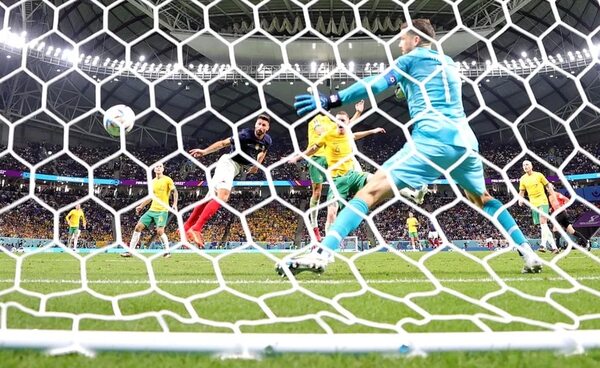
[257,63,264,72]
[212,63,219,72]
[312,42,316,49]
[103,58,110,67]
[349,42,352,49]
[471,60,477,66]
[53,48,61,57]
[349,61,355,72]
[364,62,370,71]
[188,64,194,69]
[583,49,590,58]
[139,55,145,62]
[92,56,100,66]
[310,61,317,73]
[45,46,53,56]
[521,51,527,57]
[36,42,45,52]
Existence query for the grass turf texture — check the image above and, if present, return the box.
[0,250,599,366]
[1,350,600,368]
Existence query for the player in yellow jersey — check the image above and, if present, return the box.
[122,163,178,258]
[305,100,363,241]
[65,203,86,251]
[285,109,428,271]
[406,212,421,251]
[518,160,557,253]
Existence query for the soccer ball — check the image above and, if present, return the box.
[103,105,135,137]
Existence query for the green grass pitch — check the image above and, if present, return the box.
[0,249,599,367]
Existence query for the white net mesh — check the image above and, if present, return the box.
[0,0,599,356]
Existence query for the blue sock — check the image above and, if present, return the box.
[483,198,527,245]
[322,198,369,250]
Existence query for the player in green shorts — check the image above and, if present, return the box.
[122,163,178,258]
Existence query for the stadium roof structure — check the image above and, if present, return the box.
[0,0,599,150]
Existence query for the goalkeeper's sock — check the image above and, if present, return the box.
[130,231,141,249]
[309,197,319,228]
[191,199,221,232]
[185,202,207,231]
[322,198,369,251]
[483,199,527,246]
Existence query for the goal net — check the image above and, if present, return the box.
[0,0,599,357]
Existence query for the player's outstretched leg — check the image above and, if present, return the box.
[184,201,207,232]
[475,194,542,273]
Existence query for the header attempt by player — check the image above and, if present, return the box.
[288,18,544,275]
[185,114,272,247]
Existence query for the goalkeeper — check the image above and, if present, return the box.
[289,18,543,275]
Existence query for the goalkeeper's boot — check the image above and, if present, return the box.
[276,252,328,277]
[520,243,543,274]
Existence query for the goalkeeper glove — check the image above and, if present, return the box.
[294,92,342,116]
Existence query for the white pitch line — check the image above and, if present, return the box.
[2,275,600,285]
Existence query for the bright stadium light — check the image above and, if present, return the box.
[310,61,316,73]
[103,58,110,66]
[348,61,355,72]
[212,63,219,72]
[521,51,527,57]
[36,42,45,52]
[364,62,370,71]
[139,55,145,62]
[53,48,61,57]
[45,46,53,55]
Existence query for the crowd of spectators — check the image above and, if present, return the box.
[1,141,599,247]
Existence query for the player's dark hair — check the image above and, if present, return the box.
[401,19,435,44]
[257,114,271,124]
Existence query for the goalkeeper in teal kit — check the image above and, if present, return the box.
[285,19,543,275]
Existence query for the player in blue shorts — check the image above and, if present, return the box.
[287,18,543,275]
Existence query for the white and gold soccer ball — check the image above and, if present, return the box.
[103,105,135,137]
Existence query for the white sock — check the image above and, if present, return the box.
[309,197,319,228]
[541,224,556,250]
[130,231,141,250]
[160,233,170,251]
[73,235,79,249]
